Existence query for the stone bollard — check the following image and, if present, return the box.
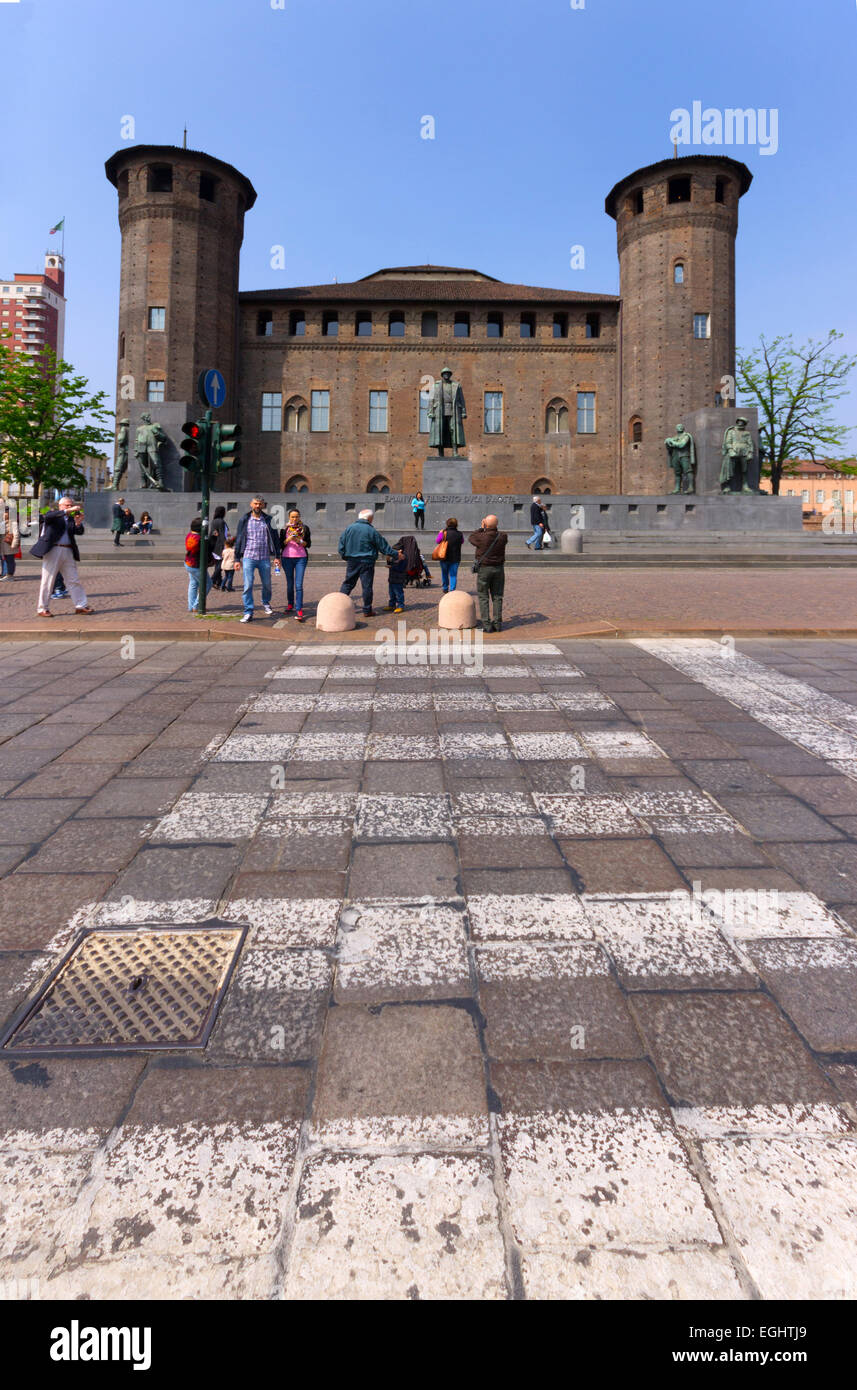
[560,528,583,554]
[316,592,357,631]
[438,590,478,629]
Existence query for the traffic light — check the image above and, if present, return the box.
[180,418,210,472]
[213,422,242,471]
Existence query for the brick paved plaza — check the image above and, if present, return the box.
[1,633,857,1299]
[3,560,857,639]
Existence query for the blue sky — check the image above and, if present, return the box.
[1,0,855,434]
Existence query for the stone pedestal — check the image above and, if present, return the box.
[422,455,472,495]
[560,529,583,553]
[684,407,761,495]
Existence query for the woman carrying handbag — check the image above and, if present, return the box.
[431,515,463,592]
[1,507,21,580]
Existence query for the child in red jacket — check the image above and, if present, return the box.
[185,518,212,612]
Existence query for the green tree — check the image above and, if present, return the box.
[736,331,856,494]
[0,341,114,502]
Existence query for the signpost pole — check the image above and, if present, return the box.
[197,409,213,616]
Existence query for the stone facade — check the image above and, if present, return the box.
[105,147,753,498]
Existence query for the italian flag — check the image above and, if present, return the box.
[49,219,64,235]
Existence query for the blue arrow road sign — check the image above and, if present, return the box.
[200,368,226,409]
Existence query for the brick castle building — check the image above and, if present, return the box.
[105,145,752,497]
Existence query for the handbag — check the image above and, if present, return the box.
[431,532,448,561]
[471,529,502,574]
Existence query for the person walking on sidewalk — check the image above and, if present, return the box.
[111,497,125,547]
[434,516,463,592]
[233,496,281,624]
[30,497,94,618]
[338,508,401,618]
[411,491,426,530]
[1,506,20,581]
[468,514,508,633]
[279,507,311,622]
[184,518,213,612]
[526,495,549,551]
[209,505,229,590]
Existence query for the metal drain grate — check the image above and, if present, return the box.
[0,924,247,1055]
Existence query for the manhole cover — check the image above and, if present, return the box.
[0,924,247,1055]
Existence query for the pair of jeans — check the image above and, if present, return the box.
[340,558,375,612]
[439,559,459,591]
[527,524,544,550]
[222,574,234,591]
[476,564,504,626]
[413,510,425,529]
[388,581,404,608]
[1,555,15,577]
[186,564,213,611]
[282,555,307,610]
[242,557,272,615]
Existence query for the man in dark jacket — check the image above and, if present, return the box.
[31,497,94,617]
[111,497,125,547]
[338,508,401,617]
[468,514,508,632]
[526,495,548,551]
[233,497,280,623]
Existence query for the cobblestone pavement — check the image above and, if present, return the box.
[3,561,857,638]
[1,635,857,1299]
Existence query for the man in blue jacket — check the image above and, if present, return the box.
[338,509,401,617]
[233,496,280,623]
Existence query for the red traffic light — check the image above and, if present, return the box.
[186,423,201,439]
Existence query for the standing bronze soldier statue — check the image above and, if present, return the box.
[720,417,756,493]
[427,368,466,458]
[664,424,696,494]
[113,419,130,490]
[135,413,169,491]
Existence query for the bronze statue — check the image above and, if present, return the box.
[113,419,129,490]
[427,367,466,458]
[665,423,696,494]
[720,417,755,493]
[135,413,168,491]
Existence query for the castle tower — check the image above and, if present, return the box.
[104,144,256,460]
[605,155,752,493]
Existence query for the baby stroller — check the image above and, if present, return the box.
[396,535,432,588]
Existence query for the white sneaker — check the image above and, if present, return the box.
[240,613,253,623]
[263,604,273,615]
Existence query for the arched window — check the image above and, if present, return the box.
[545,398,569,433]
[531,477,553,496]
[629,417,643,444]
[673,261,685,285]
[285,474,310,493]
[486,312,503,339]
[285,396,308,432]
[367,475,392,494]
[421,311,438,337]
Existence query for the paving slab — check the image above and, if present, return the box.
[745,939,857,1053]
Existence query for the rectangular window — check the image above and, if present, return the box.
[833,490,842,501]
[421,312,438,337]
[256,310,273,337]
[369,390,388,433]
[323,311,339,337]
[454,312,470,338]
[261,392,282,432]
[577,391,596,433]
[520,313,535,339]
[815,490,825,504]
[388,312,405,338]
[801,490,810,503]
[148,307,166,331]
[553,313,568,339]
[289,311,306,337]
[486,312,503,339]
[356,312,372,337]
[585,312,600,339]
[147,380,165,402]
[693,313,710,339]
[484,391,503,434]
[311,389,330,432]
[419,388,430,434]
